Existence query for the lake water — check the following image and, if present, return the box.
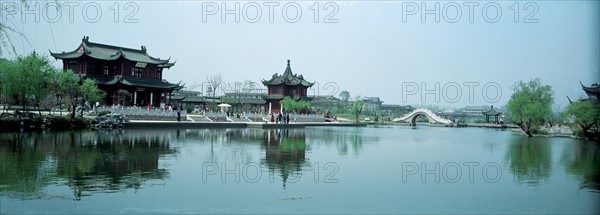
[1,126,598,214]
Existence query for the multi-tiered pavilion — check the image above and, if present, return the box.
[262,60,313,114]
[50,36,183,107]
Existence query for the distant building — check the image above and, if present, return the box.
[262,60,313,114]
[50,36,183,107]
[169,90,205,110]
[222,92,267,113]
[452,105,506,123]
[309,95,345,114]
[381,104,414,115]
[362,97,383,114]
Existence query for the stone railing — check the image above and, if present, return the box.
[97,106,186,117]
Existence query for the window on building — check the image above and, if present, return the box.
[134,67,143,78]
[103,65,109,75]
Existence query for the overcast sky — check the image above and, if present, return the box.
[2,0,599,109]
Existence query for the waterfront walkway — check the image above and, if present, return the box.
[125,121,367,129]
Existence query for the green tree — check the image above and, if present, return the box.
[563,99,600,137]
[0,58,21,105]
[81,79,105,105]
[18,52,52,114]
[507,79,554,137]
[282,96,309,113]
[80,79,106,114]
[339,91,350,103]
[0,53,51,113]
[44,69,66,114]
[57,70,82,119]
[350,96,364,123]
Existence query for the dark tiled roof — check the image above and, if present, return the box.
[83,75,182,90]
[50,36,175,68]
[482,106,501,116]
[581,81,600,94]
[262,60,313,87]
[363,97,382,103]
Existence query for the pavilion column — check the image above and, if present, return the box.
[134,91,138,106]
[150,92,154,107]
[268,102,272,114]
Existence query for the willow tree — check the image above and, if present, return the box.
[350,96,364,123]
[563,99,600,137]
[0,53,50,113]
[507,79,554,137]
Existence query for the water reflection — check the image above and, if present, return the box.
[0,130,176,200]
[261,129,307,188]
[306,127,379,156]
[561,141,600,190]
[505,137,552,185]
[1,128,600,214]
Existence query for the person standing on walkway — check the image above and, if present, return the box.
[278,113,282,124]
[286,113,290,124]
[177,107,181,122]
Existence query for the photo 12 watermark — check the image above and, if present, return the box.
[201,162,340,183]
[190,80,340,98]
[201,1,339,23]
[401,162,503,183]
[401,1,539,23]
[401,82,502,104]
[0,0,139,23]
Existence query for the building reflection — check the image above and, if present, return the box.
[505,137,552,186]
[0,130,176,200]
[261,129,307,188]
[561,141,600,190]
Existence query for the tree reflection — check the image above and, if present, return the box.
[505,137,552,185]
[561,141,600,191]
[0,132,54,193]
[261,129,307,188]
[0,130,176,200]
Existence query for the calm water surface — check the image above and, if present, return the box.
[1,126,598,214]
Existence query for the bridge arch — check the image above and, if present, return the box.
[393,108,452,125]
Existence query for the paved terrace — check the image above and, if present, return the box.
[97,107,327,123]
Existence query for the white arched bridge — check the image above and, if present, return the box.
[392,108,452,126]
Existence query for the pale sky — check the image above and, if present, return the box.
[2,0,599,109]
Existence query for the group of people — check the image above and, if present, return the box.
[271,112,290,124]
